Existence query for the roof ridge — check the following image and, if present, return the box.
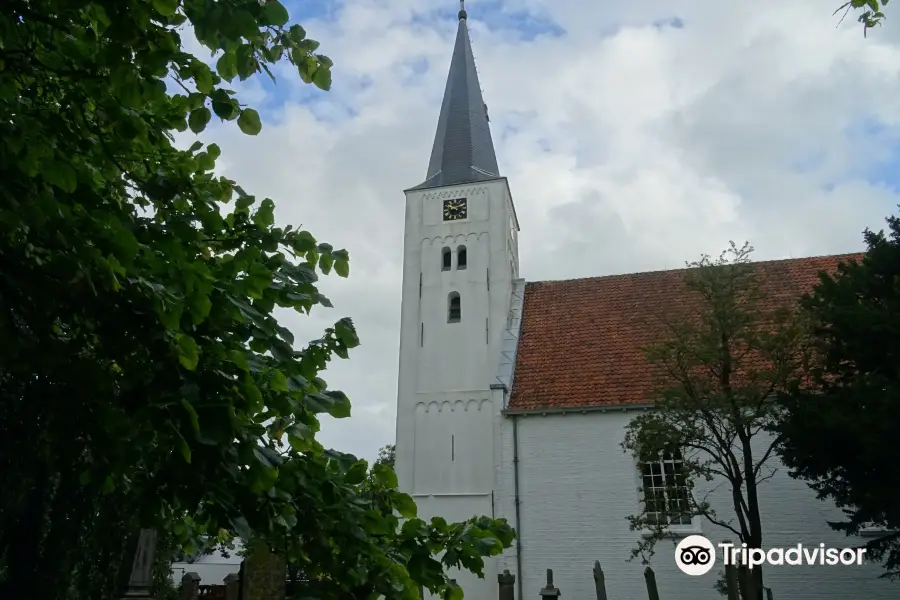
[527,251,864,286]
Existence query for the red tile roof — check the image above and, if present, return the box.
[507,253,863,411]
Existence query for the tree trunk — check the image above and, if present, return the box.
[0,464,50,599]
[741,432,765,600]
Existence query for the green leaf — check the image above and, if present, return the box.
[238,109,262,135]
[446,582,464,600]
[313,66,332,91]
[231,516,252,540]
[373,462,398,489]
[196,151,215,172]
[318,253,333,274]
[244,376,263,412]
[152,0,178,16]
[262,1,290,26]
[269,369,288,392]
[188,107,211,133]
[293,230,317,252]
[253,446,283,468]
[393,492,418,519]
[176,334,200,371]
[217,50,238,82]
[189,292,212,325]
[334,257,349,278]
[306,390,351,418]
[253,198,275,227]
[345,460,368,485]
[43,161,78,193]
[193,62,214,94]
[181,398,201,434]
[178,435,192,464]
[229,349,250,371]
[297,56,317,84]
[288,24,307,43]
[334,318,359,348]
[298,39,321,53]
[287,422,314,452]
[157,300,183,330]
[212,98,239,120]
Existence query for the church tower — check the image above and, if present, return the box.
[394,3,520,599]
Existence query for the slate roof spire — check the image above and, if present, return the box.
[411,1,501,190]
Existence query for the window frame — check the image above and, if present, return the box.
[441,247,452,271]
[457,245,467,270]
[634,449,702,538]
[447,292,461,323]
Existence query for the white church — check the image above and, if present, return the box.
[392,5,897,600]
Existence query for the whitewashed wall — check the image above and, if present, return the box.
[394,178,520,600]
[495,409,896,600]
[169,543,243,586]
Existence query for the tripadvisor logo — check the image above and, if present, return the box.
[674,536,867,576]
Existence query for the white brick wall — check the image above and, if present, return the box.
[492,409,897,600]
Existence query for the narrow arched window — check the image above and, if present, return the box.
[441,247,451,271]
[448,292,461,323]
[457,245,467,270]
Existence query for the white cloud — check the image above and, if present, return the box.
[195,0,900,460]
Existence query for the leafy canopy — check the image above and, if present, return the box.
[622,243,810,600]
[835,0,889,35]
[775,215,900,579]
[0,0,513,598]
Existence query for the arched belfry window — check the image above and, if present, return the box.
[448,292,461,323]
[441,247,451,271]
[457,245,467,270]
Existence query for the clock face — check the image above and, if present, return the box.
[443,198,467,221]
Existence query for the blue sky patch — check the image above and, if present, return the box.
[283,0,335,22]
[843,117,900,191]
[475,2,566,40]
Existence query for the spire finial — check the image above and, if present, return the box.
[458,0,467,20]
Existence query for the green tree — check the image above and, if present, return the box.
[836,0,888,35]
[376,444,397,469]
[774,215,900,579]
[621,243,810,600]
[0,0,513,598]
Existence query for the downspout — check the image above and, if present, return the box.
[512,415,523,600]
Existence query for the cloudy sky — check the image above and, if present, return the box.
[187,0,900,461]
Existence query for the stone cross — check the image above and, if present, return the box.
[539,569,560,600]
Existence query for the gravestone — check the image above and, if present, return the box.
[240,540,285,600]
[120,529,159,600]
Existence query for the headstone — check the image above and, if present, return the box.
[120,529,159,600]
[180,572,201,600]
[498,569,515,600]
[592,561,608,600]
[241,540,285,600]
[644,567,660,600]
[224,573,241,600]
[539,569,560,600]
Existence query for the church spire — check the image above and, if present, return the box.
[411,2,501,190]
